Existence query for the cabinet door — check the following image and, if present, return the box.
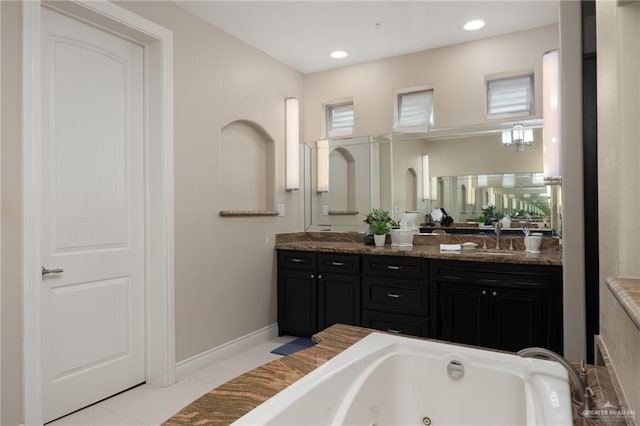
[438,282,490,347]
[277,270,317,336]
[318,273,361,331]
[489,287,544,352]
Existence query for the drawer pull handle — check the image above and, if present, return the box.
[492,291,498,297]
[387,293,402,298]
[387,265,401,270]
[441,275,462,280]
[291,258,304,263]
[331,262,344,266]
[387,328,402,334]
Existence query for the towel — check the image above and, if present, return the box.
[440,244,461,251]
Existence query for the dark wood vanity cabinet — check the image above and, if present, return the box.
[432,259,563,354]
[277,251,360,336]
[277,249,563,353]
[361,255,429,337]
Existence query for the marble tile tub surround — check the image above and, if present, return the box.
[592,336,634,426]
[275,232,562,266]
[164,324,626,426]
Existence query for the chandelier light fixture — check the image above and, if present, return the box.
[502,123,534,152]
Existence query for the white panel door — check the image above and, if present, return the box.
[41,8,145,422]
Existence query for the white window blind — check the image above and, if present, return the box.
[396,89,434,129]
[327,103,354,136]
[486,75,533,116]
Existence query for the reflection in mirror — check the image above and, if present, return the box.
[436,172,556,232]
[305,127,561,235]
[307,137,387,231]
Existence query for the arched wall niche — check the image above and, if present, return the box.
[220,119,276,215]
[405,167,418,212]
[329,147,356,211]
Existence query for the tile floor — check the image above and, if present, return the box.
[48,335,297,425]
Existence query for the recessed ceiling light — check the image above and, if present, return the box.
[463,20,485,31]
[330,50,349,59]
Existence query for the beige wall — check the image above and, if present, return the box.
[116,0,305,360]
[597,0,640,418]
[303,25,559,142]
[1,2,304,423]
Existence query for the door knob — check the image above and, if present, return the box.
[42,266,64,277]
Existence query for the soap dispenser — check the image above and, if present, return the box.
[500,214,512,229]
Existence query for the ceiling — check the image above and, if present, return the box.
[176,1,559,74]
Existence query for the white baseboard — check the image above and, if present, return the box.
[175,323,279,380]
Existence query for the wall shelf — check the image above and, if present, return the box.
[219,210,279,217]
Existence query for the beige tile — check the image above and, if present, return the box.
[48,405,143,426]
[50,336,299,424]
[189,359,257,387]
[98,378,213,425]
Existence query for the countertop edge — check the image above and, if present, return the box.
[605,276,640,332]
[275,241,563,266]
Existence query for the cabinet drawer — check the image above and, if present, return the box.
[362,277,428,316]
[432,260,560,290]
[362,311,429,338]
[278,250,316,271]
[363,255,427,279]
[317,253,360,274]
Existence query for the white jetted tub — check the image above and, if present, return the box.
[232,333,572,425]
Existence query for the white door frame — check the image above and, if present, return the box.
[22,1,175,424]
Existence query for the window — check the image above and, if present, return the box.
[326,102,354,137]
[486,74,533,118]
[394,88,434,132]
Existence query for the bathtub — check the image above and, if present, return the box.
[232,333,572,425]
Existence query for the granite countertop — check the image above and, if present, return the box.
[605,277,640,331]
[275,232,562,266]
[164,324,625,426]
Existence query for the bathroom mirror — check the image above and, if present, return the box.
[435,172,556,229]
[304,127,562,234]
[305,136,391,231]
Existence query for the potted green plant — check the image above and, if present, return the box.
[364,208,395,246]
[370,220,389,246]
[477,203,503,225]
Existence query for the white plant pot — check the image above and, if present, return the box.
[374,234,386,247]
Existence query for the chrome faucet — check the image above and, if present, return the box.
[493,222,501,250]
[518,347,595,417]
